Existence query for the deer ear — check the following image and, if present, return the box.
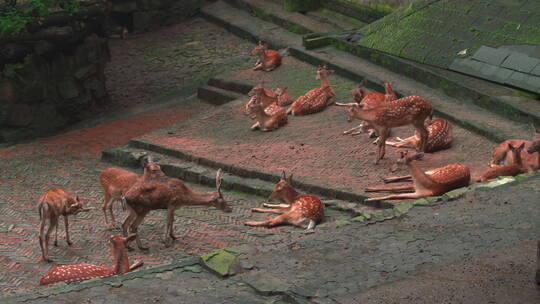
[518,142,525,149]
[281,170,286,180]
[288,174,293,185]
[75,196,80,202]
[507,143,514,150]
[125,234,137,243]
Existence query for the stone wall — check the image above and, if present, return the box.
[106,0,202,33]
[0,4,110,143]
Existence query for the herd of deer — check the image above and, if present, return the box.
[35,42,540,286]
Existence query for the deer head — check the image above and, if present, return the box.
[527,124,540,154]
[268,171,295,202]
[351,80,367,101]
[109,234,137,274]
[208,169,232,213]
[66,195,84,215]
[248,82,266,97]
[396,151,424,165]
[251,41,268,56]
[508,142,525,163]
[245,95,262,118]
[274,87,288,96]
[143,155,164,180]
[316,65,335,81]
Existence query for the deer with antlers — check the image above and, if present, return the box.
[121,170,232,250]
[365,151,470,201]
[385,118,453,153]
[478,143,526,182]
[245,171,324,229]
[336,95,433,164]
[40,234,143,285]
[488,125,540,173]
[99,156,164,229]
[343,80,397,137]
[287,65,336,116]
[38,188,88,263]
[251,41,282,72]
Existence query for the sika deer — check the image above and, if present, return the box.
[245,93,288,131]
[365,151,470,202]
[100,156,164,229]
[121,170,232,250]
[287,65,336,116]
[251,41,282,72]
[246,82,283,116]
[343,80,397,137]
[336,95,433,164]
[488,125,540,173]
[38,189,86,262]
[274,87,293,106]
[40,234,143,285]
[479,143,526,182]
[245,171,324,229]
[385,118,453,153]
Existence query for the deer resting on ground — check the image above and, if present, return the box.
[99,156,164,229]
[246,82,284,116]
[287,65,336,116]
[245,171,324,229]
[488,125,540,173]
[40,234,143,285]
[336,95,432,164]
[274,87,293,106]
[365,151,470,201]
[251,41,282,72]
[38,188,87,263]
[121,170,232,250]
[478,143,526,182]
[385,118,453,153]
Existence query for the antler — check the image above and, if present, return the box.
[216,169,223,197]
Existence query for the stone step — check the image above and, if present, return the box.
[101,145,385,215]
[201,1,530,143]
[197,85,244,105]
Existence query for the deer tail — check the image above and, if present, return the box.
[38,202,50,220]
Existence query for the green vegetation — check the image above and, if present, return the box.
[0,0,84,34]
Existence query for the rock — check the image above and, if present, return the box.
[57,78,80,99]
[75,65,95,80]
[240,272,289,296]
[5,104,34,127]
[111,1,139,13]
[199,249,239,277]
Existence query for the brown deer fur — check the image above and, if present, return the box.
[245,93,287,131]
[251,41,281,72]
[38,188,85,262]
[245,171,324,229]
[287,65,336,116]
[488,126,540,173]
[121,170,232,250]
[385,118,453,153]
[479,143,526,182]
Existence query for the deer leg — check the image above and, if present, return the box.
[164,207,178,247]
[245,213,290,227]
[251,207,291,214]
[39,218,51,262]
[343,124,363,135]
[375,128,390,164]
[64,215,72,246]
[306,220,316,230]
[414,122,429,152]
[365,184,415,193]
[122,208,136,237]
[383,175,412,183]
[365,191,427,202]
[251,122,260,130]
[54,220,59,247]
[101,193,110,227]
[129,260,144,272]
[44,217,57,262]
[130,213,149,250]
[262,203,290,208]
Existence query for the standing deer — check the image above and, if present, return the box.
[99,156,164,229]
[365,151,470,201]
[488,125,540,173]
[287,65,336,116]
[343,80,397,137]
[336,95,433,164]
[245,171,324,229]
[38,189,86,262]
[385,118,453,153]
[121,170,232,250]
[246,82,283,116]
[40,234,143,285]
[274,87,293,106]
[245,93,288,131]
[478,143,526,182]
[251,41,282,72]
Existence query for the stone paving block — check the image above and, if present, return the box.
[471,46,511,66]
[501,52,540,73]
[505,71,540,93]
[531,62,540,77]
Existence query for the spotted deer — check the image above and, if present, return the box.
[246,82,283,116]
[336,95,433,164]
[38,189,87,262]
[365,151,470,201]
[479,143,526,182]
[274,87,293,106]
[287,65,336,116]
[40,234,143,285]
[245,92,288,131]
[245,171,324,229]
[385,118,453,153]
[488,125,540,173]
[121,170,232,250]
[251,41,282,72]
[99,156,164,229]
[343,80,397,137]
